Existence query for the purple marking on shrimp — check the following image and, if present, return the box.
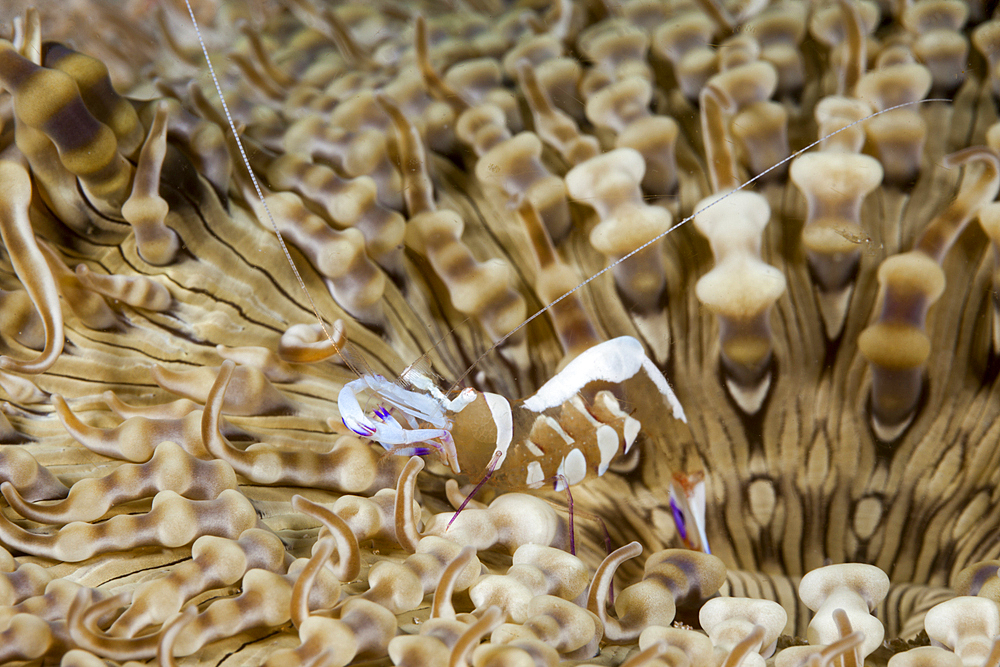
[670,496,687,542]
[343,418,374,437]
[374,406,391,421]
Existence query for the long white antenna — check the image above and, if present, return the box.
[182,0,946,391]
[449,97,949,387]
[182,0,352,369]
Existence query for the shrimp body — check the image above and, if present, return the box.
[341,336,687,493]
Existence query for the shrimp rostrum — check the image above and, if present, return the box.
[339,336,686,494]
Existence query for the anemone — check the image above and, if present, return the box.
[0,0,999,665]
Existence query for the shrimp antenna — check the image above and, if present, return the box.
[400,318,473,385]
[449,97,949,390]
[184,0,947,398]
[182,0,360,377]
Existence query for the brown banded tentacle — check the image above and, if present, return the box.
[214,343,301,383]
[587,541,671,644]
[171,569,303,657]
[379,94,528,354]
[916,147,1000,262]
[394,456,425,553]
[974,20,1000,97]
[451,72,568,240]
[262,151,406,275]
[976,201,1000,355]
[709,52,787,182]
[201,361,389,493]
[138,96,232,196]
[798,563,889,660]
[238,22,294,89]
[375,95,435,216]
[514,594,603,658]
[832,608,863,667]
[883,646,964,667]
[0,489,257,563]
[730,97,790,182]
[449,606,504,667]
[835,0,867,96]
[0,151,64,374]
[515,199,599,358]
[414,15,471,116]
[291,495,362,582]
[444,56,523,132]
[860,147,1000,437]
[101,391,199,420]
[159,361,295,416]
[280,110,404,214]
[155,606,197,667]
[956,559,1000,599]
[923,597,1000,666]
[121,100,180,265]
[234,176,387,325]
[509,43,585,123]
[903,1,970,95]
[36,238,120,330]
[564,148,673,331]
[425,493,566,554]
[360,536,481,615]
[515,63,599,168]
[0,440,238,524]
[854,62,933,186]
[578,21,652,84]
[431,546,477,620]
[278,321,348,364]
[651,10,719,100]
[743,3,808,97]
[74,264,171,312]
[40,42,145,159]
[0,448,66,505]
[517,544,590,601]
[617,641,675,667]
[0,557,53,608]
[108,529,288,638]
[699,82,740,193]
[289,537,335,629]
[51,394,207,461]
[693,188,786,413]
[66,589,163,660]
[0,40,133,212]
[388,635,451,667]
[808,0,876,96]
[790,144,884,338]
[0,612,54,662]
[583,74,680,197]
[227,51,283,102]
